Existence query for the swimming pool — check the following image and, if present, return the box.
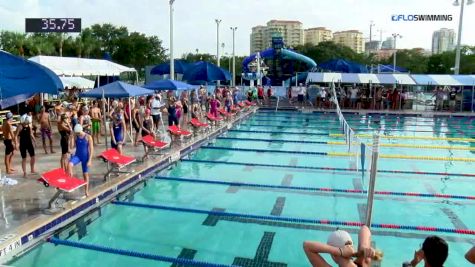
[9,110,475,266]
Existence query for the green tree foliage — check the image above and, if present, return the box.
[0,24,167,75]
[384,49,429,74]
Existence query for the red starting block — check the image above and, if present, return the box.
[38,168,87,212]
[141,135,169,160]
[168,125,192,137]
[100,148,136,181]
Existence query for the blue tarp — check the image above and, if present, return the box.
[80,81,152,98]
[319,59,368,73]
[182,61,231,83]
[143,79,195,91]
[150,60,191,75]
[0,50,62,100]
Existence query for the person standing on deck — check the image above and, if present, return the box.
[109,107,126,154]
[3,112,16,174]
[90,101,102,145]
[15,114,36,178]
[69,124,93,197]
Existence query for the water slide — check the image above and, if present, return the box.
[242,48,317,72]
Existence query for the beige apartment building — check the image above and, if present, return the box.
[249,20,304,53]
[333,30,365,53]
[304,27,332,46]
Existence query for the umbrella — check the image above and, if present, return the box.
[143,79,195,91]
[0,50,62,101]
[150,59,191,75]
[182,61,231,83]
[80,81,151,98]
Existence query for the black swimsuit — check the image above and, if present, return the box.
[19,126,34,158]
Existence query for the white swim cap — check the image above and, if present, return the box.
[327,230,353,248]
[74,124,83,133]
[20,114,32,124]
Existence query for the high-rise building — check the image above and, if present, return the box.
[250,26,266,54]
[249,20,304,53]
[333,30,365,53]
[432,28,455,54]
[381,37,394,49]
[304,27,332,46]
[265,20,304,49]
[365,40,381,53]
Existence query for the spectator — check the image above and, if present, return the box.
[349,87,358,109]
[404,236,448,267]
[449,88,457,112]
[303,226,381,267]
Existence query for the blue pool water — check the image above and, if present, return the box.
[9,111,475,266]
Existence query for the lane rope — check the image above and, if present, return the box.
[181,159,475,177]
[240,123,471,134]
[112,201,475,236]
[329,133,475,142]
[201,146,475,162]
[217,137,475,151]
[153,176,475,201]
[48,237,235,267]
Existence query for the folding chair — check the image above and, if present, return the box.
[38,168,87,213]
[100,148,136,181]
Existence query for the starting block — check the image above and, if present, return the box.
[100,148,136,181]
[38,168,87,213]
[141,135,169,161]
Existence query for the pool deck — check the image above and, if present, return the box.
[0,107,256,263]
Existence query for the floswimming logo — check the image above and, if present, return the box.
[391,14,453,21]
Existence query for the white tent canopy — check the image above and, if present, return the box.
[59,77,95,89]
[29,55,136,76]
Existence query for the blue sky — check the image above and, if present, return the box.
[1,0,474,56]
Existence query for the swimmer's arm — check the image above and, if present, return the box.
[466,246,475,264]
[303,241,334,267]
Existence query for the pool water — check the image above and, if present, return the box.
[10,111,475,266]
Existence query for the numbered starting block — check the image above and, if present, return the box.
[100,148,136,181]
[38,168,87,213]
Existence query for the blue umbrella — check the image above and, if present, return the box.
[80,81,152,98]
[143,79,195,91]
[0,51,62,101]
[182,61,231,83]
[150,60,191,75]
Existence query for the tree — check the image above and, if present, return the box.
[0,31,28,56]
[384,49,429,73]
[294,41,371,66]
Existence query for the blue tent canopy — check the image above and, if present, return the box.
[319,59,368,73]
[80,81,152,98]
[0,50,62,99]
[150,60,191,75]
[143,79,195,91]
[182,61,231,83]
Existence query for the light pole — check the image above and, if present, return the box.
[369,21,375,53]
[169,0,175,80]
[215,19,222,86]
[392,33,402,73]
[215,19,222,67]
[453,0,473,75]
[230,26,237,87]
